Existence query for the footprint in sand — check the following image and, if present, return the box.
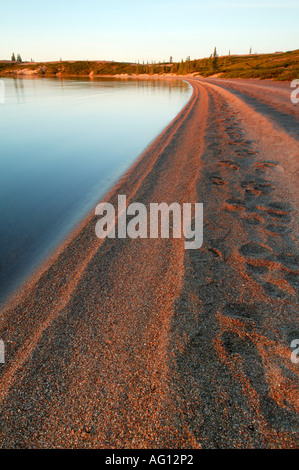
[254,161,279,170]
[253,161,282,177]
[220,329,298,432]
[267,211,292,223]
[239,243,272,259]
[224,198,246,212]
[284,272,299,289]
[209,175,227,186]
[235,149,257,158]
[207,247,223,260]
[269,202,293,212]
[265,224,291,235]
[242,214,263,226]
[220,160,240,170]
[261,281,288,299]
[240,179,256,189]
[253,181,275,196]
[221,302,262,324]
[276,253,299,270]
[257,203,293,221]
[246,263,269,275]
[222,331,251,355]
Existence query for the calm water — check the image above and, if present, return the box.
[0,77,192,304]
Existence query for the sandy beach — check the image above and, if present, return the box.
[0,78,298,448]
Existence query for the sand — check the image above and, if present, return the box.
[0,78,298,448]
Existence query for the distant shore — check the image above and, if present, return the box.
[1,48,299,80]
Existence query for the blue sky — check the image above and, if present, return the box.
[1,0,298,62]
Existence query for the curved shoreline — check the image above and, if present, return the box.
[0,78,195,312]
[0,78,298,448]
[0,77,192,309]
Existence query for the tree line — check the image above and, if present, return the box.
[11,53,22,63]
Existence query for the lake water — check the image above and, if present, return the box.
[0,77,192,305]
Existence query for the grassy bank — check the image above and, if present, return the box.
[1,49,298,80]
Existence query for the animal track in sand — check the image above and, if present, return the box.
[242,214,264,225]
[253,181,275,195]
[265,224,291,235]
[219,327,297,432]
[207,247,223,260]
[221,302,261,324]
[257,205,292,216]
[246,263,269,275]
[261,282,288,299]
[240,179,256,189]
[254,161,279,170]
[210,175,227,186]
[276,253,299,270]
[239,243,273,259]
[244,188,263,199]
[219,160,240,170]
[260,397,298,432]
[222,331,252,355]
[284,272,299,289]
[269,202,293,212]
[259,203,293,227]
[240,177,274,196]
[235,149,258,158]
[267,211,292,223]
[253,161,285,175]
[224,198,246,212]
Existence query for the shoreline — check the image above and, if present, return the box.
[0,78,194,311]
[0,72,294,83]
[0,78,298,448]
[1,48,298,81]
[0,71,199,80]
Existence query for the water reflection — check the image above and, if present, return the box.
[0,77,192,305]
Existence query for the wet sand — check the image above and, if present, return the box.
[0,78,298,448]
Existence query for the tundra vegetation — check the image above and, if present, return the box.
[1,49,298,80]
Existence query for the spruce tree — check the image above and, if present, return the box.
[212,47,218,71]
